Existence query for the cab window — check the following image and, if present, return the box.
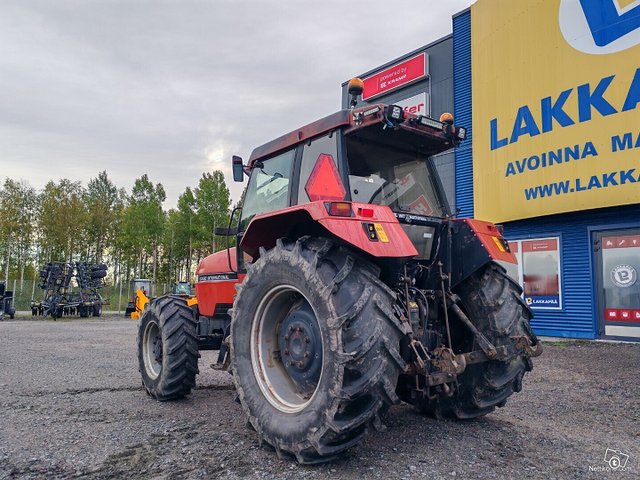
[297,133,341,203]
[239,149,295,231]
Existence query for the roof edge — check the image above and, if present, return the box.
[452,6,471,20]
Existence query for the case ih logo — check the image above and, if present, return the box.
[560,0,640,54]
[362,53,427,100]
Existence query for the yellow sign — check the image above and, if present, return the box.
[471,0,640,222]
[491,236,506,253]
[374,223,389,243]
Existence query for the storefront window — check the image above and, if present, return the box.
[601,234,640,324]
[506,237,562,310]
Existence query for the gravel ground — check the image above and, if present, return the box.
[0,315,638,479]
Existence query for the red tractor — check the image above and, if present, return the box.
[137,79,542,463]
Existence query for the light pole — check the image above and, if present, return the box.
[187,210,192,282]
[212,216,216,253]
[170,220,181,283]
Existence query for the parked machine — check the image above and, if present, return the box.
[172,282,192,296]
[125,279,151,320]
[32,262,106,319]
[0,281,16,320]
[75,262,106,317]
[137,78,542,463]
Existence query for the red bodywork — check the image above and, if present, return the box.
[195,248,244,317]
[240,201,418,260]
[460,219,517,264]
[195,209,516,318]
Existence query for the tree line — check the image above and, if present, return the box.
[0,170,232,291]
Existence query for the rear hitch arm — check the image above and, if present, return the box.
[448,299,498,359]
[449,299,543,362]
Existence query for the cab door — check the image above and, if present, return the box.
[235,148,297,271]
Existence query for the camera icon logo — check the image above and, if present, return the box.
[604,448,629,470]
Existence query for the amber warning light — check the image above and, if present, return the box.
[348,77,364,108]
[325,202,353,217]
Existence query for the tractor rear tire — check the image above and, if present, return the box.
[414,262,536,419]
[231,237,406,464]
[137,295,200,401]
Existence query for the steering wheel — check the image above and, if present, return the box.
[366,178,397,204]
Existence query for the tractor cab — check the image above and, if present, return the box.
[230,101,465,270]
[195,100,468,318]
[172,282,192,296]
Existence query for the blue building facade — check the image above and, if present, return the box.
[452,8,640,341]
[346,5,640,341]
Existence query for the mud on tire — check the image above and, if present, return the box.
[137,295,200,401]
[414,262,536,419]
[230,237,406,464]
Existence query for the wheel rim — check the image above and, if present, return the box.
[250,284,324,413]
[143,320,163,379]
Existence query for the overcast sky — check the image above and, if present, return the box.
[0,0,474,207]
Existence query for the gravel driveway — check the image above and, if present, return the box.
[0,316,638,479]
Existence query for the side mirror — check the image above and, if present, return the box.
[232,155,245,182]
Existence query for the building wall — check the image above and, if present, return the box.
[452,10,473,218]
[506,203,640,338]
[452,6,640,341]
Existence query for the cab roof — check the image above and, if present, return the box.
[248,110,351,165]
[247,104,461,165]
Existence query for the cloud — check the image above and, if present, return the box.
[0,0,475,207]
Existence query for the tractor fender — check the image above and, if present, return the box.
[449,218,517,287]
[239,201,418,261]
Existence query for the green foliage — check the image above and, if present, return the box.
[86,171,124,262]
[194,171,231,254]
[0,168,235,298]
[0,179,38,280]
[117,174,167,279]
[38,179,87,262]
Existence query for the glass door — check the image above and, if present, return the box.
[594,229,640,340]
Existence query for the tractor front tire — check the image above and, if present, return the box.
[231,237,406,464]
[415,262,536,419]
[137,295,200,401]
